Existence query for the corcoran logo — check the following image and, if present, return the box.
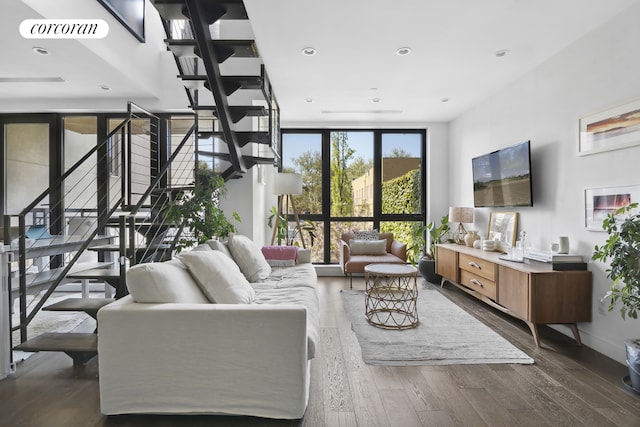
[19,19,109,39]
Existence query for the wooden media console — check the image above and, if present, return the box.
[436,243,592,347]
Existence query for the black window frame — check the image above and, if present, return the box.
[281,128,426,264]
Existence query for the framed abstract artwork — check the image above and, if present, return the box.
[585,185,640,231]
[488,211,518,248]
[579,98,640,156]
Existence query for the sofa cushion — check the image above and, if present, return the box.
[126,259,209,304]
[253,285,320,358]
[349,239,387,255]
[252,263,318,290]
[343,253,406,273]
[205,239,233,260]
[227,234,272,282]
[180,250,255,304]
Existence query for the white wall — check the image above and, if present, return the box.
[447,3,640,364]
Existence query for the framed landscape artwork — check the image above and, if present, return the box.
[585,185,640,231]
[579,98,640,156]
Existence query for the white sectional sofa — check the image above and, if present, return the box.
[97,235,319,419]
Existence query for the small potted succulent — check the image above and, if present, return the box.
[592,202,640,393]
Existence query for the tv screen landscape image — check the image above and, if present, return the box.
[472,140,533,207]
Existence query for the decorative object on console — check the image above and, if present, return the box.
[449,207,474,245]
[558,236,570,254]
[464,230,480,247]
[487,211,518,251]
[270,172,306,248]
[585,185,640,231]
[579,98,640,156]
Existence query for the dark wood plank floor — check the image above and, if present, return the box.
[0,277,638,427]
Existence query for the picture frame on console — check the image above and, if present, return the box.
[488,211,518,249]
[585,185,640,231]
[579,98,640,156]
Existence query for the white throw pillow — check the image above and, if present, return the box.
[227,234,272,282]
[180,250,255,304]
[126,259,209,304]
[297,248,312,264]
[205,239,234,260]
[349,239,387,255]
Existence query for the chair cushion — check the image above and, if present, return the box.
[353,229,379,240]
[349,239,387,255]
[126,259,209,304]
[180,250,255,304]
[227,234,272,282]
[344,253,406,273]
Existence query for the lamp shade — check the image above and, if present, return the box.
[273,172,302,195]
[448,207,474,223]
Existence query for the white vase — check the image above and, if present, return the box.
[558,236,570,254]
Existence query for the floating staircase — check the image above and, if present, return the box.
[154,0,280,179]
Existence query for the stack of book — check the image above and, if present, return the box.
[525,249,587,270]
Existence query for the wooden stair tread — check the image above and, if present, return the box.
[43,298,114,315]
[15,333,97,353]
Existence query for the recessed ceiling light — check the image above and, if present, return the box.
[370,87,378,91]
[301,47,316,56]
[441,98,450,103]
[396,47,412,56]
[304,98,313,103]
[99,85,111,91]
[372,98,381,103]
[32,46,50,55]
[495,49,510,57]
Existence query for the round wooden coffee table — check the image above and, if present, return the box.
[364,263,419,329]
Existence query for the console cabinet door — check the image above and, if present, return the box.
[497,266,529,321]
[436,246,458,282]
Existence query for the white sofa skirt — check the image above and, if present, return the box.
[98,297,310,419]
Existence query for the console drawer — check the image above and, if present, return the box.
[459,253,496,281]
[460,270,497,300]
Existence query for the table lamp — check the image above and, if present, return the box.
[449,207,474,245]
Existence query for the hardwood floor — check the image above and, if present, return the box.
[0,276,638,427]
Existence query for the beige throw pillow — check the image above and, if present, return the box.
[227,234,272,282]
[349,239,387,255]
[180,250,255,304]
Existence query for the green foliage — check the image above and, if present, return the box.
[162,170,240,252]
[267,205,316,247]
[330,132,355,216]
[289,150,323,214]
[592,202,640,320]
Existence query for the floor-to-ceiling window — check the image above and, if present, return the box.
[281,129,426,264]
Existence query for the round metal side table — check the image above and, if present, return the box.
[364,263,419,329]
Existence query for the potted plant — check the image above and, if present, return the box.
[267,206,316,247]
[163,169,241,252]
[410,214,450,283]
[592,202,640,393]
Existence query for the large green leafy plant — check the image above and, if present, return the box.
[592,202,640,319]
[163,170,240,252]
[408,214,450,265]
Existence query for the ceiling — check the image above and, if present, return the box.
[1,0,639,123]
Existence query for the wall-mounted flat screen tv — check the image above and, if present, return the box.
[472,140,533,207]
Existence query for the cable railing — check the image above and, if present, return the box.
[4,112,130,343]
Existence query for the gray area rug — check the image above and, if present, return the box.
[342,287,534,366]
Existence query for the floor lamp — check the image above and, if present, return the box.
[271,172,306,248]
